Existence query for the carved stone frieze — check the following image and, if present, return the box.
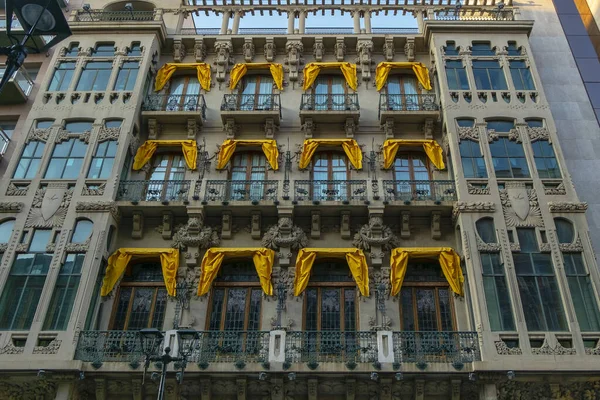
[26,185,72,228]
[0,202,24,212]
[284,40,304,82]
[548,201,588,212]
[82,182,106,196]
[499,183,543,227]
[262,217,308,251]
[55,128,91,144]
[452,201,495,220]
[65,238,91,253]
[0,243,7,252]
[495,340,522,355]
[458,126,479,142]
[0,379,57,399]
[75,201,120,221]
[353,217,399,252]
[544,182,566,195]
[32,339,62,354]
[5,182,29,196]
[97,126,120,142]
[0,341,24,355]
[527,126,551,143]
[531,339,553,355]
[26,128,50,143]
[486,128,499,143]
[554,341,576,355]
[559,238,584,252]
[497,381,551,400]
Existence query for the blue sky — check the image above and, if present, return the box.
[193,11,418,29]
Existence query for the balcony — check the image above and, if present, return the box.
[178,27,420,35]
[378,94,440,124]
[116,180,191,204]
[141,94,206,125]
[74,330,480,371]
[0,67,33,105]
[300,93,360,124]
[220,94,281,125]
[203,180,278,205]
[382,180,456,205]
[294,180,368,204]
[72,10,156,22]
[424,9,515,21]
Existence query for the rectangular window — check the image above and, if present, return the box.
[471,42,495,56]
[481,253,515,331]
[114,61,139,91]
[507,41,522,56]
[76,62,113,91]
[532,141,561,179]
[510,60,535,90]
[489,138,530,178]
[0,230,52,330]
[514,228,567,331]
[13,141,45,179]
[445,60,470,90]
[44,138,88,179]
[43,253,84,330]
[48,62,76,91]
[460,140,487,178]
[563,253,600,331]
[128,43,142,56]
[93,44,115,57]
[444,41,459,56]
[472,60,508,90]
[87,140,117,179]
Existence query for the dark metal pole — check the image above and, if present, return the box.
[156,350,169,400]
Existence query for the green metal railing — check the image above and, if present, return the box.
[382,180,457,203]
[285,331,378,365]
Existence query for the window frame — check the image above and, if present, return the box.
[48,61,76,91]
[87,140,117,179]
[113,61,140,91]
[481,252,515,331]
[445,60,470,90]
[44,138,88,180]
[531,140,561,179]
[75,61,113,92]
[489,137,530,179]
[13,140,45,179]
[472,60,508,90]
[509,60,535,90]
[562,252,600,332]
[459,140,487,179]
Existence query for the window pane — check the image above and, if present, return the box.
[30,230,51,252]
[223,288,248,331]
[456,119,475,127]
[208,288,225,330]
[568,275,600,331]
[321,289,341,331]
[517,228,538,252]
[476,218,496,243]
[0,220,15,243]
[487,121,514,132]
[126,288,155,330]
[415,289,437,331]
[72,220,93,243]
[43,253,84,330]
[401,289,415,330]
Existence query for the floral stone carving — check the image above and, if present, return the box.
[352,217,399,252]
[262,218,308,251]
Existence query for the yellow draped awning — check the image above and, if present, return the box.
[382,139,445,170]
[229,63,284,91]
[101,248,179,297]
[375,62,432,91]
[299,139,362,170]
[294,248,369,297]
[197,248,275,296]
[216,139,279,170]
[302,62,358,91]
[390,247,463,297]
[133,140,197,170]
[155,63,211,92]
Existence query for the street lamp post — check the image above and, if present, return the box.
[140,328,199,400]
[0,0,71,93]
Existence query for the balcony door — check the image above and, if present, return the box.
[311,152,349,201]
[386,75,420,111]
[146,154,186,201]
[393,153,432,201]
[239,75,274,111]
[314,76,346,111]
[230,152,267,201]
[167,76,200,111]
[110,262,167,331]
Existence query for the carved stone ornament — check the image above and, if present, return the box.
[544,182,566,195]
[26,184,72,228]
[172,220,220,250]
[404,37,415,61]
[548,201,588,212]
[262,217,308,251]
[476,236,502,252]
[559,238,584,252]
[264,39,276,62]
[26,127,51,143]
[55,128,91,144]
[499,183,543,227]
[352,217,400,252]
[381,118,394,138]
[5,182,28,196]
[452,201,495,220]
[313,38,324,62]
[75,201,120,221]
[213,41,234,83]
[467,182,490,195]
[32,338,62,354]
[497,381,552,400]
[242,38,255,62]
[494,340,522,355]
[383,37,394,61]
[66,238,91,253]
[194,38,207,62]
[0,341,25,355]
[82,182,106,196]
[97,126,120,142]
[508,128,521,143]
[527,126,551,143]
[334,38,346,62]
[284,40,304,82]
[356,39,373,81]
[173,39,186,63]
[458,126,479,142]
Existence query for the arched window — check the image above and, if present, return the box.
[0,219,15,243]
[311,152,350,201]
[207,261,262,332]
[72,219,93,243]
[555,218,574,243]
[230,152,268,201]
[476,218,497,243]
[239,75,274,111]
[110,262,167,330]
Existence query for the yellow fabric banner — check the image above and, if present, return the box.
[229,63,284,91]
[375,62,432,91]
[302,62,358,91]
[197,248,275,296]
[101,248,179,297]
[155,63,211,92]
[390,248,463,296]
[382,139,445,170]
[133,140,197,170]
[216,139,279,170]
[298,139,362,170]
[293,248,369,297]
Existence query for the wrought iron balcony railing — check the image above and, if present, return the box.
[378,93,439,115]
[393,331,480,369]
[300,93,359,111]
[143,94,206,117]
[425,9,514,20]
[74,10,156,22]
[382,180,457,203]
[178,27,420,35]
[221,94,281,115]
[116,180,191,203]
[294,180,367,203]
[74,330,480,369]
[285,331,378,365]
[203,180,278,203]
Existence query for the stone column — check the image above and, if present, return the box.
[231,10,242,34]
[287,11,295,33]
[220,10,231,34]
[298,10,306,33]
[352,10,361,33]
[364,10,372,33]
